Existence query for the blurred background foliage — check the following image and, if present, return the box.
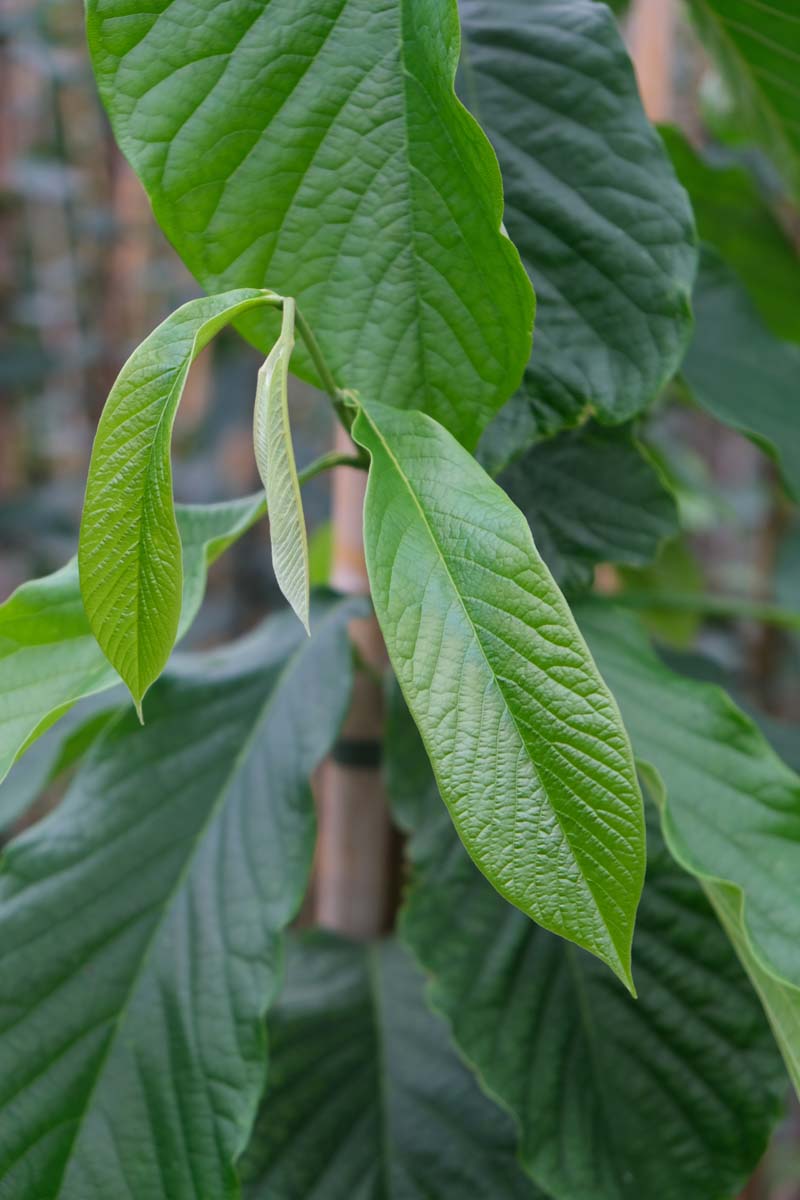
[1,0,799,1192]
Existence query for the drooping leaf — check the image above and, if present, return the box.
[682,248,800,497]
[241,933,542,1200]
[0,592,362,1198]
[578,602,800,1095]
[387,691,786,1200]
[500,422,678,591]
[79,289,281,710]
[86,0,534,451]
[253,298,309,633]
[687,0,800,201]
[0,494,264,785]
[351,398,645,988]
[661,125,800,343]
[457,0,696,469]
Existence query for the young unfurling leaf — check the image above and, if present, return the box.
[253,299,310,633]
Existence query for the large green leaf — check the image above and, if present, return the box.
[86,0,534,451]
[687,0,800,201]
[387,692,787,1200]
[352,398,645,988]
[500,422,678,592]
[579,602,800,1095]
[458,0,696,468]
[0,494,264,786]
[79,290,281,710]
[0,592,361,1198]
[241,933,542,1200]
[682,248,800,498]
[661,125,800,343]
[253,297,309,633]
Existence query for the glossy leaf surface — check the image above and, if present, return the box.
[241,934,541,1200]
[388,692,787,1200]
[352,399,645,987]
[0,494,263,785]
[459,0,696,467]
[86,0,534,449]
[79,289,280,708]
[0,593,361,1198]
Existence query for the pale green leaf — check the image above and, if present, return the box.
[0,592,362,1198]
[661,125,800,344]
[687,0,800,201]
[86,0,534,450]
[458,0,696,468]
[253,298,309,633]
[579,602,800,1097]
[500,422,678,592]
[351,398,645,988]
[387,691,786,1200]
[241,933,542,1200]
[79,289,281,709]
[682,248,800,497]
[0,494,264,785]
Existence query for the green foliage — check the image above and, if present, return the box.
[252,298,310,632]
[387,691,786,1200]
[499,422,679,591]
[687,0,800,201]
[241,934,542,1199]
[0,495,263,783]
[0,594,362,1197]
[79,290,280,709]
[580,603,800,1095]
[459,0,696,468]
[86,0,534,450]
[682,249,800,497]
[352,398,645,987]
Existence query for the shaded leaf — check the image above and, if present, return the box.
[352,398,645,987]
[500,422,678,592]
[0,494,264,785]
[0,593,362,1198]
[687,0,800,201]
[86,0,534,450]
[241,934,542,1200]
[253,298,309,632]
[459,0,696,468]
[661,125,800,343]
[79,289,280,709]
[579,602,800,1096]
[682,248,800,497]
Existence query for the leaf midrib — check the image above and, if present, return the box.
[47,606,345,1196]
[360,406,615,955]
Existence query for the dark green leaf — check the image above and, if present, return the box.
[388,691,787,1200]
[682,248,800,497]
[0,592,362,1197]
[86,0,534,450]
[661,125,800,343]
[579,602,800,1094]
[0,494,264,784]
[500,422,678,591]
[458,0,696,468]
[241,933,542,1200]
[352,398,645,988]
[79,291,280,709]
[687,0,800,201]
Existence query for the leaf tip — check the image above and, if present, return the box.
[134,698,145,725]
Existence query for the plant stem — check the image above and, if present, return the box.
[592,590,800,631]
[294,307,354,431]
[298,450,366,485]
